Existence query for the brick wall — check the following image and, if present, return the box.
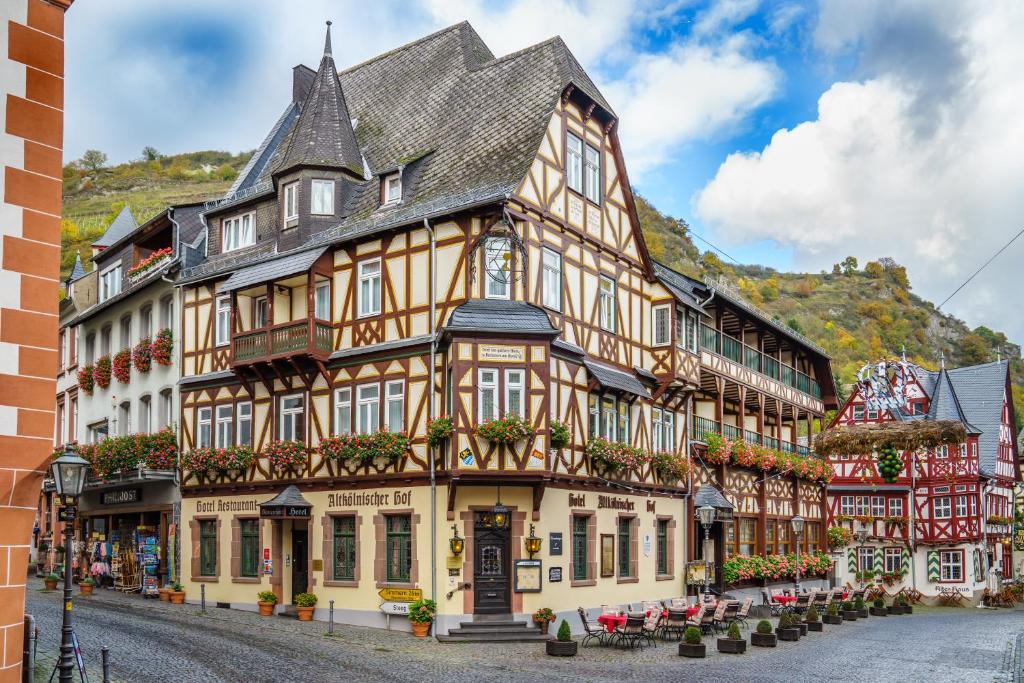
[0,0,70,679]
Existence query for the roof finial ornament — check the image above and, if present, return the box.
[901,344,907,362]
[324,20,333,57]
[940,350,945,370]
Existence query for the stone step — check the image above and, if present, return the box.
[437,631,551,643]
[456,620,530,631]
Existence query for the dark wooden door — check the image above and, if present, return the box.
[473,518,511,614]
[291,525,308,602]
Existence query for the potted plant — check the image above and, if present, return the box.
[869,597,888,616]
[841,600,858,621]
[43,573,59,591]
[169,582,186,604]
[794,614,808,637]
[546,620,578,657]
[751,619,777,647]
[679,626,705,658]
[257,590,278,617]
[408,598,435,637]
[804,604,822,632]
[854,595,868,619]
[823,602,843,625]
[892,593,911,614]
[532,607,556,635]
[775,612,800,641]
[158,585,171,602]
[79,577,95,596]
[294,592,317,621]
[717,621,747,654]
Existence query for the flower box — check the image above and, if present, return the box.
[857,608,869,619]
[750,632,777,647]
[823,614,843,625]
[776,627,800,641]
[795,622,808,636]
[842,610,858,621]
[805,620,823,632]
[546,639,577,657]
[678,642,706,658]
[717,637,746,654]
[869,606,888,616]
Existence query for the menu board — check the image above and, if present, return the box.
[513,559,542,593]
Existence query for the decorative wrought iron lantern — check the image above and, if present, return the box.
[449,524,464,557]
[524,524,542,558]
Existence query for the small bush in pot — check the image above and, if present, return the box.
[717,621,747,654]
[169,582,185,604]
[257,590,277,617]
[842,600,859,621]
[824,601,843,625]
[776,612,800,641]
[43,573,59,591]
[751,619,777,647]
[294,592,317,621]
[546,619,578,657]
[533,607,556,635]
[870,597,888,616]
[679,626,706,658]
[854,596,868,618]
[804,604,823,631]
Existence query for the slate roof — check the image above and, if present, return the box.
[445,299,556,335]
[67,253,85,282]
[217,247,326,293]
[652,261,705,311]
[926,368,980,434]
[260,484,312,510]
[944,360,1013,476]
[583,359,651,399]
[693,485,733,510]
[92,205,137,249]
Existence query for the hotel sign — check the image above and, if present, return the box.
[478,344,525,363]
[259,505,311,519]
[100,488,141,505]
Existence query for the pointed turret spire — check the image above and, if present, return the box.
[324,20,332,56]
[68,252,85,282]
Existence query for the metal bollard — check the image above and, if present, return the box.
[328,600,334,635]
[201,584,206,613]
[22,614,35,683]
[101,646,110,683]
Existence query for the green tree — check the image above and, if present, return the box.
[786,317,803,334]
[864,261,884,278]
[832,263,842,276]
[142,146,161,161]
[958,333,989,365]
[841,256,858,275]
[80,149,107,173]
[215,164,237,181]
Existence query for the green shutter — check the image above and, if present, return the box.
[927,550,940,582]
[902,548,910,574]
[874,547,883,574]
[847,548,857,573]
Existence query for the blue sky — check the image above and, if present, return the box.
[64,1,1024,344]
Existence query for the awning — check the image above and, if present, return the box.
[259,485,312,519]
[584,359,651,399]
[217,247,326,293]
[693,486,734,521]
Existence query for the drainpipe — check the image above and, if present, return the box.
[909,450,917,592]
[684,391,694,596]
[423,217,437,618]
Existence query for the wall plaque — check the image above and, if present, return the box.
[549,532,562,556]
[478,344,525,363]
[548,566,562,583]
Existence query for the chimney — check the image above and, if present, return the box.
[292,64,316,104]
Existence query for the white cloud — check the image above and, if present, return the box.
[695,1,1024,341]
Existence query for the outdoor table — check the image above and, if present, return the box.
[773,595,797,605]
[840,591,849,600]
[597,614,626,632]
[686,605,701,618]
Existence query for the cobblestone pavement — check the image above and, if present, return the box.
[25,581,1024,682]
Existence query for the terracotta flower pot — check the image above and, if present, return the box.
[79,583,94,596]
[296,606,315,621]
[158,588,170,602]
[44,580,58,591]
[535,620,550,635]
[411,620,431,637]
[258,601,275,617]
[170,591,185,604]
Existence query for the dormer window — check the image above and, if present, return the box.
[223,213,254,252]
[382,173,401,205]
[311,179,334,215]
[283,182,299,226]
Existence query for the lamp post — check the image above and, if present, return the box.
[697,505,715,598]
[50,444,89,682]
[791,515,804,593]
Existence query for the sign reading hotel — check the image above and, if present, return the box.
[478,344,525,363]
[569,493,637,511]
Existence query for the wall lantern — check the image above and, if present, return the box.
[490,485,510,530]
[449,524,464,557]
[524,524,542,558]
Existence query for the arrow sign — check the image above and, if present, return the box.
[378,587,422,602]
[379,601,411,615]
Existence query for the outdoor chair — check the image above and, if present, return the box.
[684,604,706,631]
[710,601,729,634]
[663,607,690,640]
[762,588,782,616]
[641,610,661,647]
[813,590,830,610]
[577,607,607,647]
[791,593,811,615]
[733,598,752,629]
[614,615,647,650]
[642,600,661,615]
[699,605,716,635]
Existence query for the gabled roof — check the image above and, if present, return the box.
[926,368,980,434]
[652,261,706,310]
[944,360,1013,476]
[91,205,137,249]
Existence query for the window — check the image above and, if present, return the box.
[656,519,669,575]
[160,295,174,330]
[484,238,511,299]
[599,276,616,332]
[138,395,151,434]
[240,519,259,578]
[884,547,902,573]
[867,407,879,420]
[858,546,874,572]
[934,496,951,519]
[888,498,904,517]
[139,306,152,341]
[775,521,790,554]
[601,396,616,441]
[542,248,561,310]
[333,516,356,580]
[652,408,675,452]
[805,522,821,553]
[85,333,95,364]
[159,389,173,429]
[58,329,66,369]
[383,173,402,204]
[100,325,111,356]
[199,519,217,576]
[871,496,885,517]
[504,369,524,418]
[588,394,599,438]
[617,400,630,445]
[617,518,632,577]
[970,495,977,516]
[356,384,379,434]
[253,296,268,328]
[70,327,78,365]
[566,132,583,194]
[940,550,963,582]
[852,405,864,421]
[584,143,601,203]
[215,296,231,346]
[686,310,698,353]
[956,495,968,517]
[315,281,330,319]
[653,305,670,346]
[69,397,77,441]
[385,380,404,432]
[478,369,498,422]
[216,404,233,447]
[840,496,855,516]
[118,401,131,435]
[855,496,870,516]
[283,182,298,223]
[279,394,305,441]
[333,389,351,435]
[99,264,122,302]
[385,514,411,582]
[222,213,255,252]
[357,259,381,317]
[197,407,212,448]
[935,445,948,459]
[119,316,131,350]
[572,515,589,581]
[55,401,64,446]
[237,402,252,446]
[311,179,334,215]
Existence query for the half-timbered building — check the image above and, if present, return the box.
[824,359,1019,601]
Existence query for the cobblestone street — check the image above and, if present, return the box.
[24,580,1024,682]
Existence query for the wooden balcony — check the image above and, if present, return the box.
[232,319,333,366]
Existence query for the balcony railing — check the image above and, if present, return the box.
[232,319,333,365]
[690,416,810,455]
[699,323,821,399]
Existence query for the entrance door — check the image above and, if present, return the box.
[291,525,308,602]
[473,516,511,614]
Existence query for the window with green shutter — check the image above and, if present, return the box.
[656,519,669,575]
[572,516,589,581]
[618,518,632,577]
[333,516,356,580]
[199,519,217,576]
[385,514,411,582]
[239,519,259,577]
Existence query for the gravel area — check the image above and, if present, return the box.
[25,581,1023,682]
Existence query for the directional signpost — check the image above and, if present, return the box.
[378,587,422,629]
[380,601,410,616]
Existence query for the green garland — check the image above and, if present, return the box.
[876,444,902,483]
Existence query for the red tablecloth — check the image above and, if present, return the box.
[596,614,626,632]
[686,606,700,618]
[773,595,797,605]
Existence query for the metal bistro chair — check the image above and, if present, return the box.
[615,614,647,650]
[813,589,830,611]
[762,588,783,617]
[710,601,730,634]
[699,604,717,635]
[662,607,690,641]
[733,597,753,630]
[641,610,661,648]
[791,593,811,616]
[684,603,706,632]
[577,607,607,648]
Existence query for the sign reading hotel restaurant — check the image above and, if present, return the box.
[196,499,260,513]
[100,488,141,505]
[478,344,525,363]
[260,505,311,519]
[378,587,422,602]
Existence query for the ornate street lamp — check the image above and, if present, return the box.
[490,486,510,530]
[449,524,464,557]
[50,444,89,683]
[791,514,805,594]
[697,505,715,598]
[524,524,542,558]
